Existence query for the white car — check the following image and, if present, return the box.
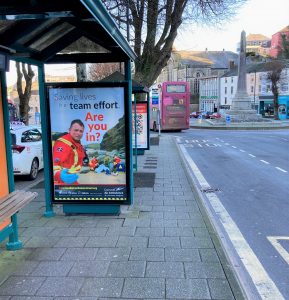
[10,124,44,180]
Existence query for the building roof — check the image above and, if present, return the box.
[246,34,270,41]
[222,60,289,77]
[279,25,289,33]
[173,50,238,69]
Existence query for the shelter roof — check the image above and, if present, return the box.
[0,0,136,64]
[100,71,149,93]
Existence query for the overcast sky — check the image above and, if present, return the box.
[6,0,289,86]
[175,0,289,52]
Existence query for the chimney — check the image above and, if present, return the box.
[229,60,235,69]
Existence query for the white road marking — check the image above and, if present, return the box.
[240,149,246,152]
[185,139,189,143]
[281,138,288,141]
[249,154,256,158]
[176,137,182,143]
[267,236,289,264]
[260,160,270,165]
[275,167,287,173]
[232,146,237,149]
[198,144,203,147]
[225,143,230,145]
[179,144,284,300]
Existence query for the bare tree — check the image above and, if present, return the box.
[279,34,289,59]
[266,60,286,120]
[16,62,35,125]
[89,63,122,81]
[102,0,246,87]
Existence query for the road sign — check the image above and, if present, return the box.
[226,115,231,124]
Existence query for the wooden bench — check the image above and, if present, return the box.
[0,190,38,224]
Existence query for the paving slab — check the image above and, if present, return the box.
[0,133,244,299]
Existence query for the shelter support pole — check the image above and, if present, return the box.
[0,70,22,250]
[38,65,55,217]
[125,59,134,205]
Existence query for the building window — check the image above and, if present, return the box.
[225,97,227,104]
[225,78,227,83]
[231,77,234,83]
[231,86,233,94]
[225,87,227,94]
[251,86,254,93]
[259,85,261,92]
[281,83,288,92]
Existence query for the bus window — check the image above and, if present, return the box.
[166,84,186,93]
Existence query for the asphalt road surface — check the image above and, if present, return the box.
[174,128,289,299]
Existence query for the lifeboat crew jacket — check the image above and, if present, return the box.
[53,133,86,184]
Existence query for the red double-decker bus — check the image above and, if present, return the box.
[150,81,190,131]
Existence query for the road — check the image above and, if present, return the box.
[174,128,289,299]
[14,169,44,191]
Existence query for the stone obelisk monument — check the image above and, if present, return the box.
[229,30,260,121]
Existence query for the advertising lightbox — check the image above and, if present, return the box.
[46,82,130,204]
[132,101,149,150]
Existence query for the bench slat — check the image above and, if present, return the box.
[0,193,36,218]
[0,191,38,223]
[0,190,35,211]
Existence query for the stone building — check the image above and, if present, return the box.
[157,50,238,111]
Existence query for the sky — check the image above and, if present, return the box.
[175,0,289,52]
[5,0,289,86]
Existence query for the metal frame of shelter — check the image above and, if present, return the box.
[0,0,136,250]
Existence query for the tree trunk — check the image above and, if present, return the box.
[16,62,35,125]
[76,64,87,82]
[273,94,279,120]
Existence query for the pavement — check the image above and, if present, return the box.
[0,132,245,300]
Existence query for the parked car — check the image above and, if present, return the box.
[190,111,201,118]
[10,125,44,180]
[201,111,212,119]
[209,112,222,119]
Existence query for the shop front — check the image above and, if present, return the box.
[278,96,289,120]
[259,95,289,119]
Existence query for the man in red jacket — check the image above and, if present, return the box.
[53,119,86,184]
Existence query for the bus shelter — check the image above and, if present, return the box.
[0,0,136,250]
[100,71,150,169]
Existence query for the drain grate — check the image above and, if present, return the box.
[201,187,220,193]
[134,172,155,188]
[150,137,159,145]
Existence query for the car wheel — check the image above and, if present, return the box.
[29,158,39,180]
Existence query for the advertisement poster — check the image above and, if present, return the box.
[132,102,148,149]
[48,84,128,203]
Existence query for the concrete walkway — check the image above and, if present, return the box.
[190,118,289,130]
[0,133,244,299]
